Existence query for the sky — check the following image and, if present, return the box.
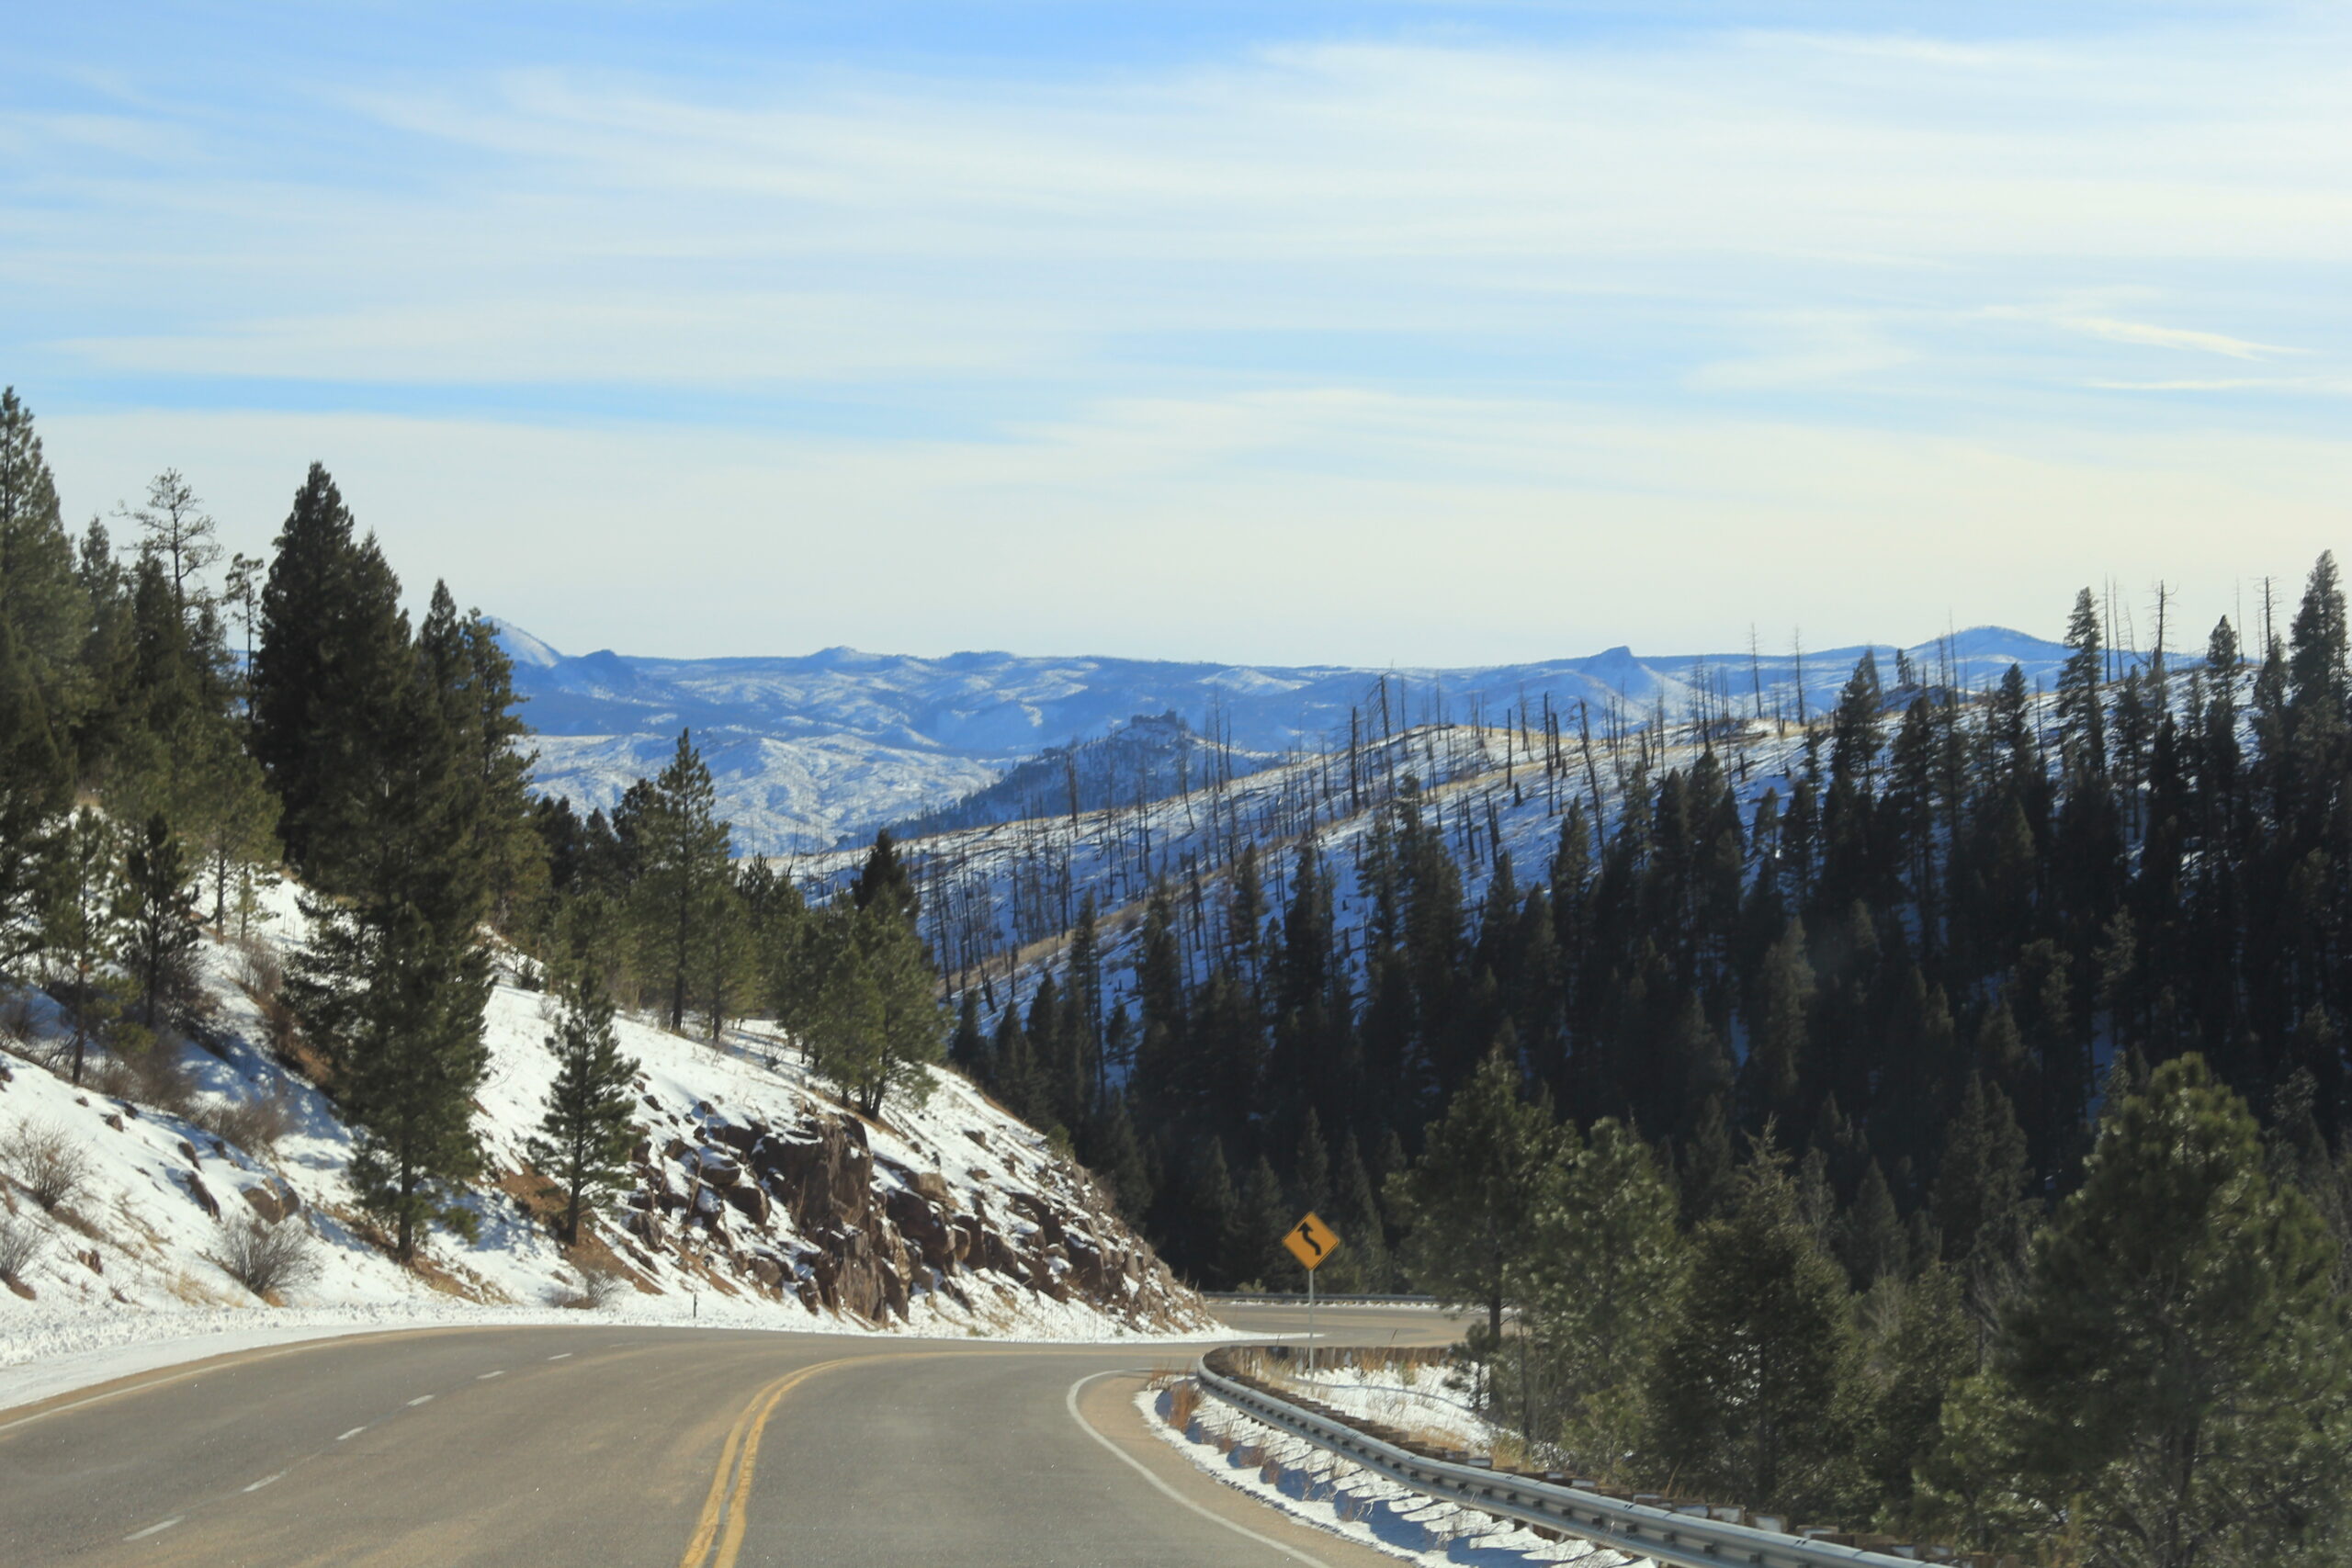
[6,1,2349,667]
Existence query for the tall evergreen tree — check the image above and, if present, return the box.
[526,975,641,1246]
[1646,1141,1859,1517]
[120,813,199,1030]
[0,616,68,971]
[1928,1055,2352,1566]
[0,389,91,726]
[39,807,130,1083]
[249,465,410,887]
[630,731,731,1032]
[1385,1045,1555,1340]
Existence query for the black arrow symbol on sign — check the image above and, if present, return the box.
[1295,1223,1323,1258]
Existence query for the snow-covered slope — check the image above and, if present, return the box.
[0,886,1211,1375]
[498,623,2076,854]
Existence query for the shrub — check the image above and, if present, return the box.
[5,1122,92,1213]
[0,1210,42,1285]
[192,1089,294,1158]
[88,1032,196,1118]
[210,1213,320,1299]
[552,1254,628,1310]
[234,940,282,1001]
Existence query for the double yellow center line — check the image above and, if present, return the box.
[677,1353,932,1568]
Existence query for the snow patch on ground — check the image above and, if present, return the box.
[1139,1383,1630,1568]
[0,877,1215,1414]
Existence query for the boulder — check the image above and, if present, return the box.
[724,1182,771,1225]
[182,1170,220,1221]
[240,1180,299,1225]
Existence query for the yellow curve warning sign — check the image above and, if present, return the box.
[1283,1212,1341,1272]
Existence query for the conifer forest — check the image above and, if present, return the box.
[5,381,2350,1564]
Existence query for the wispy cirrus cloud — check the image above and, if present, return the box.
[6,3,2352,659]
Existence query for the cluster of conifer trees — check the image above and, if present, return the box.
[956,556,2352,1562]
[0,389,944,1264]
[1,390,277,1078]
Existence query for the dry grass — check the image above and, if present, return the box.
[1166,1378,1203,1431]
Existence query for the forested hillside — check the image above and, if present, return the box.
[0,389,1198,1339]
[893,560,2352,1562]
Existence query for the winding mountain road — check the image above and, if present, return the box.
[0,1303,1457,1567]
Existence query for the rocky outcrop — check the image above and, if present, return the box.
[620,1103,1204,1333]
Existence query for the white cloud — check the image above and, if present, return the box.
[11,11,2352,662]
[2060,315,2301,359]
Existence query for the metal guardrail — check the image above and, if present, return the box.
[1192,1352,1933,1568]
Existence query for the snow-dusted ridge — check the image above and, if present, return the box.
[0,881,1215,1406]
[497,622,2082,853]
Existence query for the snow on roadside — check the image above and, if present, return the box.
[0,878,1218,1415]
[1137,1382,1629,1567]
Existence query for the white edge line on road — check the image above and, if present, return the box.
[242,1472,287,1493]
[477,1371,504,1380]
[407,1395,434,1406]
[124,1517,183,1540]
[336,1427,366,1441]
[548,1353,571,1361]
[1064,1371,1335,1568]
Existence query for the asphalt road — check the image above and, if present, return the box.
[0,1303,1462,1567]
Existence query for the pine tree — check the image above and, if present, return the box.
[1085,1092,1152,1221]
[281,580,495,1265]
[458,612,545,933]
[249,465,411,887]
[1234,1154,1289,1289]
[1933,1074,2033,1328]
[1836,1159,1906,1292]
[800,899,944,1118]
[39,807,130,1084]
[526,976,641,1245]
[2057,587,2109,779]
[1185,1139,1240,1288]
[631,731,731,1032]
[1740,918,1815,1130]
[1326,1131,1392,1292]
[0,388,92,725]
[1522,1118,1687,1472]
[1294,1107,1332,1216]
[1645,1141,1859,1517]
[1385,1044,1555,1340]
[0,615,68,971]
[120,813,199,1030]
[849,829,918,924]
[947,991,987,1074]
[1928,1055,2352,1566]
[1851,1263,1973,1516]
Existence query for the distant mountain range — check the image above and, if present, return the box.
[494,623,2082,855]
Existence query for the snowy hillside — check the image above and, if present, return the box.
[803,707,1816,1027]
[888,712,1280,840]
[497,622,2077,854]
[0,885,1212,1374]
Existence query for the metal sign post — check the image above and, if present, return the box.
[1306,1259,1316,1375]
